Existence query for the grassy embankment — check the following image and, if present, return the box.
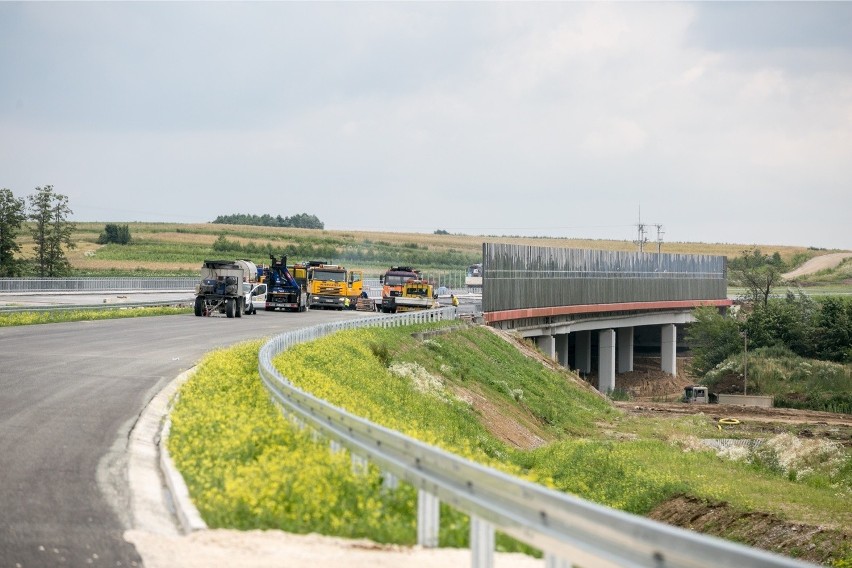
[705,346,852,414]
[0,306,191,327]
[168,323,852,564]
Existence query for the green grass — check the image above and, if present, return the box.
[168,324,851,560]
[704,346,852,414]
[0,305,191,327]
[20,221,852,281]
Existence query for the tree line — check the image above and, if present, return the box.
[0,185,76,277]
[212,212,324,230]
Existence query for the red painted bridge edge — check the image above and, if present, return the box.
[483,299,733,324]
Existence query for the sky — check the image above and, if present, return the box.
[1,2,851,250]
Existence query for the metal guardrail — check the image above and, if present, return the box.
[0,277,196,294]
[257,309,813,568]
[0,298,193,314]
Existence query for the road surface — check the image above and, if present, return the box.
[0,309,358,567]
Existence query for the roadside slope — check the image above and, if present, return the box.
[782,252,852,280]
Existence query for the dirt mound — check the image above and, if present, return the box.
[649,495,850,565]
[782,252,852,280]
[614,357,694,401]
[451,384,552,450]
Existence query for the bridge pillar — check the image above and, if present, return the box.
[575,331,591,374]
[535,334,556,360]
[555,333,569,367]
[661,324,677,375]
[598,329,616,393]
[617,327,634,373]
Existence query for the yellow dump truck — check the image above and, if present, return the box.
[306,263,364,310]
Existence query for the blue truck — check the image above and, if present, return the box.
[262,255,307,312]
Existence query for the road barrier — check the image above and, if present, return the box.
[257,308,813,568]
[0,277,196,294]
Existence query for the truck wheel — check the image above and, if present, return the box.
[235,298,243,318]
[194,297,203,317]
[226,298,236,318]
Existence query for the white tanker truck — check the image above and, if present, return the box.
[194,259,259,318]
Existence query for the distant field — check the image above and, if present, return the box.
[13,221,848,279]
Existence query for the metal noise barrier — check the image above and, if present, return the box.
[257,309,813,568]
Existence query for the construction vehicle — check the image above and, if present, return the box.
[263,255,307,312]
[307,263,363,310]
[379,266,420,313]
[393,279,438,312]
[465,263,483,291]
[683,385,710,404]
[194,259,260,318]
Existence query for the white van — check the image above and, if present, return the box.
[243,282,267,314]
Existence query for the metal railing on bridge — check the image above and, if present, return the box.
[257,308,812,568]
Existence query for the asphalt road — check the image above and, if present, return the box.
[0,308,357,567]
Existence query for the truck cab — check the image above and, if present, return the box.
[380,266,420,313]
[683,385,709,404]
[308,264,364,310]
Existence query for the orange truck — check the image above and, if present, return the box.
[379,266,420,313]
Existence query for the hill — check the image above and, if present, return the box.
[13,221,841,277]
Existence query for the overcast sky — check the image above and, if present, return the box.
[2,2,850,250]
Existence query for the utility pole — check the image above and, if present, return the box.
[634,207,648,253]
[634,207,665,254]
[743,329,748,395]
[654,224,664,254]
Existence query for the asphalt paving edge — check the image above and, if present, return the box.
[126,367,207,538]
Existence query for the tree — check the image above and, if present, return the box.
[97,223,132,244]
[211,212,324,229]
[685,306,743,376]
[29,185,75,277]
[0,188,27,277]
[729,248,783,308]
[742,291,817,357]
[813,297,852,363]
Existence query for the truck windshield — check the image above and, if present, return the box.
[385,275,415,286]
[312,270,345,282]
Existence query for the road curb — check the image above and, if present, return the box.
[128,368,207,535]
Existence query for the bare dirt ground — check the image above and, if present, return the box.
[648,496,851,565]
[782,252,852,280]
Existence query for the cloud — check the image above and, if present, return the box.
[1,2,850,249]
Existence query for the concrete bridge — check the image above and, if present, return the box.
[481,243,732,393]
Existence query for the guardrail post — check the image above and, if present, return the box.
[544,553,571,568]
[416,490,440,548]
[351,453,368,475]
[381,471,399,491]
[470,515,495,568]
